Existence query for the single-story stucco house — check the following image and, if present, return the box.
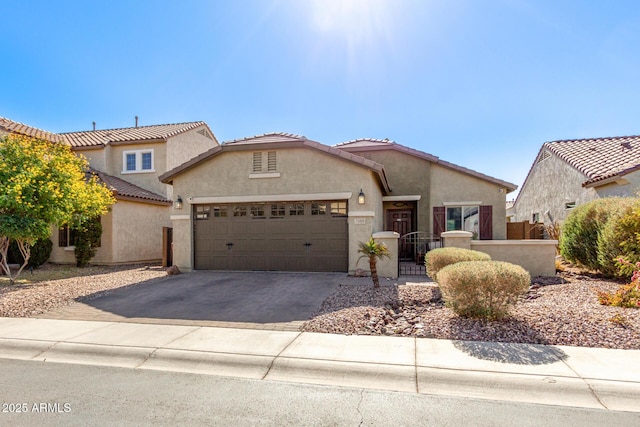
[159,133,517,274]
[508,134,640,225]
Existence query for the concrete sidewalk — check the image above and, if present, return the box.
[0,317,639,412]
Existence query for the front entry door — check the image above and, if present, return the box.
[387,209,413,259]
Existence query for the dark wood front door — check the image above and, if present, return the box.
[387,209,413,259]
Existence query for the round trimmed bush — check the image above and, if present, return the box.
[425,247,491,281]
[437,260,530,320]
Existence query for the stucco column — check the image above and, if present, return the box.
[441,231,473,249]
[372,231,399,279]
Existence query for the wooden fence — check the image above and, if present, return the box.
[507,221,544,240]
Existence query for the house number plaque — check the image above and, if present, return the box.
[354,218,366,225]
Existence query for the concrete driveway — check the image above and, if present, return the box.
[40,271,344,330]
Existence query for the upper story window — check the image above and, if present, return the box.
[123,149,154,173]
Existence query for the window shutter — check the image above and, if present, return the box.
[267,151,277,172]
[252,152,262,172]
[58,226,68,247]
[479,205,493,240]
[433,206,445,238]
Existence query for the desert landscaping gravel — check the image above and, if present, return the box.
[0,264,166,317]
[302,273,640,350]
[1,264,638,349]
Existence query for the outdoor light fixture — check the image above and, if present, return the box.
[174,196,183,210]
[358,189,365,205]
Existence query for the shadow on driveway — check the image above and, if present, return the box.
[79,271,343,324]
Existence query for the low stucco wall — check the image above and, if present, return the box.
[470,240,557,277]
[441,231,557,277]
[372,231,399,279]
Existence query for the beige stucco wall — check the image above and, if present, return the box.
[77,146,109,173]
[470,240,557,277]
[107,142,168,197]
[49,200,169,265]
[166,126,219,171]
[169,147,385,272]
[594,171,640,198]
[372,231,399,278]
[49,209,114,264]
[110,200,170,263]
[362,150,431,231]
[510,153,598,225]
[430,164,508,239]
[441,231,557,276]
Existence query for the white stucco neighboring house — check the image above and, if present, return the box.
[509,135,640,225]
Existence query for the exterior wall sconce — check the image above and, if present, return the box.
[174,196,183,209]
[358,189,365,205]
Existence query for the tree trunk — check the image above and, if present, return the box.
[369,257,379,288]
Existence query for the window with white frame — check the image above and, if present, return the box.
[446,206,479,237]
[122,149,154,173]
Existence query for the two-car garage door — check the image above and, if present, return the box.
[194,201,348,272]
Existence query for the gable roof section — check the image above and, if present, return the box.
[62,121,212,147]
[543,135,640,186]
[0,117,66,143]
[90,169,171,205]
[159,133,391,194]
[337,138,517,191]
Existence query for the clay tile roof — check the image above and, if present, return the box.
[0,117,66,143]
[335,137,397,148]
[544,135,640,185]
[223,132,306,145]
[90,169,171,205]
[62,121,208,147]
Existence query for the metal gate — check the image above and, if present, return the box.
[398,232,442,276]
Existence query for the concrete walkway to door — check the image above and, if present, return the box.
[39,271,344,331]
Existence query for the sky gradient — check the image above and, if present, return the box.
[2,0,640,198]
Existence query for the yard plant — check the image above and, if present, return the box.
[560,197,640,278]
[597,258,640,309]
[0,134,115,284]
[425,247,491,281]
[437,260,530,320]
[357,237,390,288]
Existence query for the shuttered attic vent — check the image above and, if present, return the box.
[252,152,262,172]
[537,150,551,164]
[197,128,213,140]
[267,151,277,172]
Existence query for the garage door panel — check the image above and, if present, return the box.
[194,201,347,272]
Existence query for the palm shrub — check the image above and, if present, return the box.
[437,260,530,320]
[357,237,390,288]
[425,247,491,281]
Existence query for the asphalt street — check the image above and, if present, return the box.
[2,359,639,427]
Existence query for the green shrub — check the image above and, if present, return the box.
[597,199,640,277]
[437,260,530,320]
[7,238,52,268]
[560,197,634,274]
[425,247,491,281]
[74,217,102,267]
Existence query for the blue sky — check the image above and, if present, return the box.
[2,0,640,197]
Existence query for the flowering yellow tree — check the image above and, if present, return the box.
[0,134,115,283]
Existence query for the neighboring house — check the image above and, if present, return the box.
[159,133,517,274]
[509,135,640,226]
[0,117,64,143]
[1,117,219,265]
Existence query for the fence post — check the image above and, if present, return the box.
[373,231,399,279]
